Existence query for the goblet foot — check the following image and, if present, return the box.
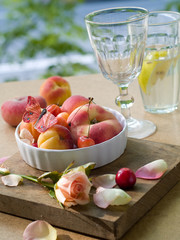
[127,117,156,139]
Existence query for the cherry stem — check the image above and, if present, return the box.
[69,97,94,132]
[87,98,94,138]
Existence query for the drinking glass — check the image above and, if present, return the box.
[138,11,180,114]
[85,7,156,139]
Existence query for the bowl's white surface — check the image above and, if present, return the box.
[15,107,127,172]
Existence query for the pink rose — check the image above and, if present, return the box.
[55,171,92,207]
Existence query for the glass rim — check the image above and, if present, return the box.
[85,6,149,25]
[148,11,180,26]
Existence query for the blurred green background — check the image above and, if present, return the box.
[0,0,179,82]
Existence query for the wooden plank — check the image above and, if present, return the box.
[0,138,180,240]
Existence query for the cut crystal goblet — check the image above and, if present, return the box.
[85,7,156,139]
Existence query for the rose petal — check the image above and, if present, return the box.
[1,174,23,186]
[93,187,132,209]
[54,185,67,205]
[55,171,92,207]
[135,159,168,180]
[23,220,57,240]
[20,128,34,143]
[92,174,116,188]
[0,156,10,165]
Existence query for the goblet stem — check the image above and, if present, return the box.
[115,86,134,120]
[115,86,156,139]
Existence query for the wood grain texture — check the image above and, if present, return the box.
[0,138,180,240]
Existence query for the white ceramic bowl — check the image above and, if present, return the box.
[15,107,127,172]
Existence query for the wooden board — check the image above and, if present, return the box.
[0,138,180,240]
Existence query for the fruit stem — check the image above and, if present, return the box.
[68,97,94,128]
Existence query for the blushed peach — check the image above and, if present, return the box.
[61,95,89,115]
[40,76,71,105]
[1,96,46,127]
[67,103,123,145]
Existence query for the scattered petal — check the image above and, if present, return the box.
[93,187,131,209]
[135,159,168,180]
[92,174,116,188]
[23,220,57,240]
[0,167,10,174]
[0,156,10,165]
[1,174,23,186]
[20,128,34,143]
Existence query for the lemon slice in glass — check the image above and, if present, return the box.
[138,50,172,94]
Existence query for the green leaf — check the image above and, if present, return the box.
[70,162,96,176]
[38,171,62,184]
[62,161,75,175]
[81,162,96,176]
[0,168,10,175]
[58,202,64,209]
[49,189,56,199]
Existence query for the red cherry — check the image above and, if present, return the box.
[77,136,95,148]
[115,168,136,189]
[32,143,38,148]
